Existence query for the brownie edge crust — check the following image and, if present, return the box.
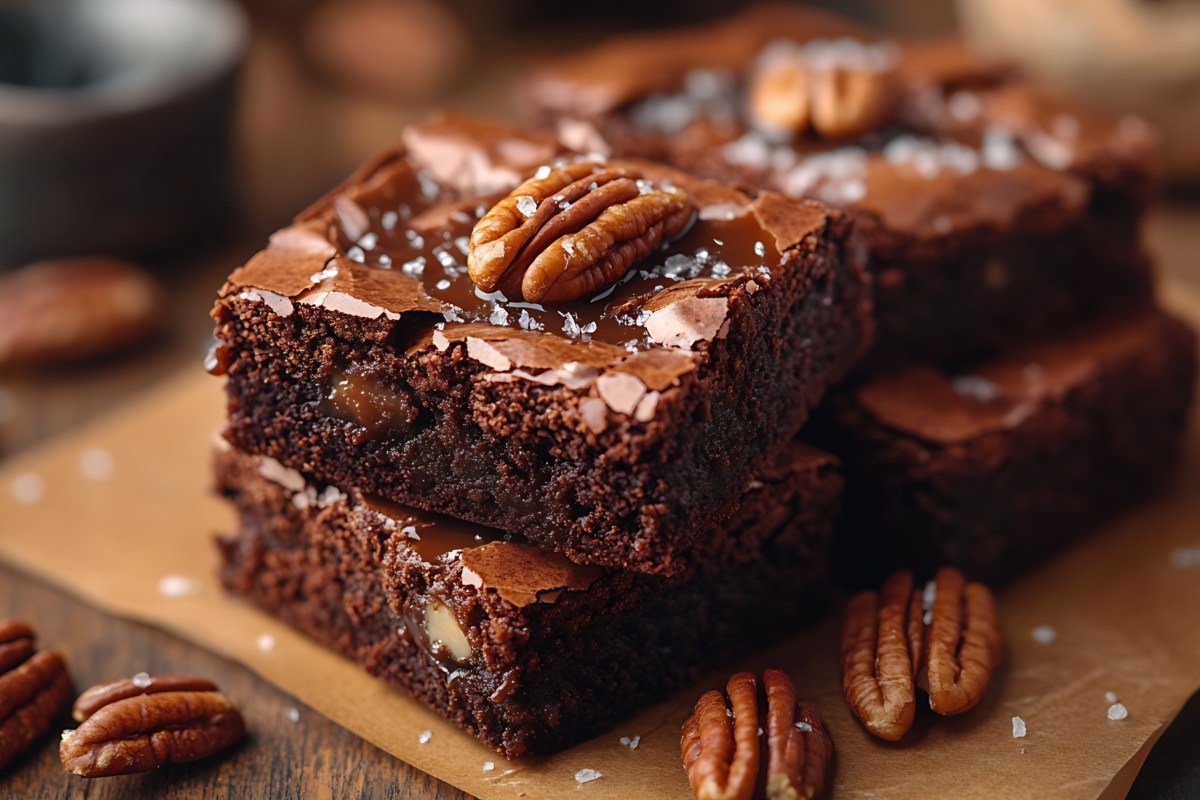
[215,442,840,757]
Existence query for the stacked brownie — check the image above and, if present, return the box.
[525,4,1197,583]
[210,113,871,754]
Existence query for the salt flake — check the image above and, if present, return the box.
[575,768,602,784]
[1012,716,1027,738]
[1031,625,1057,645]
[418,730,433,744]
[1107,703,1129,721]
[131,672,153,688]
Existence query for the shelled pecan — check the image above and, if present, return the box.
[61,673,245,777]
[0,619,73,771]
[682,669,832,800]
[468,160,694,303]
[841,567,1002,741]
[748,41,899,140]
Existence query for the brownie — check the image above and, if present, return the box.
[811,309,1197,586]
[525,4,1157,370]
[215,441,840,757]
[210,113,871,575]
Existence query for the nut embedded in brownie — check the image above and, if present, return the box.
[210,113,871,575]
[811,308,1198,586]
[214,441,841,757]
[524,4,1157,370]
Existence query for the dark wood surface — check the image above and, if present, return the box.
[2,21,1200,800]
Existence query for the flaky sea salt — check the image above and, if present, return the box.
[157,575,198,598]
[1169,545,1200,569]
[575,768,602,784]
[482,761,495,772]
[78,448,115,481]
[795,721,813,732]
[1107,703,1129,721]
[952,375,999,403]
[1105,691,1119,704]
[286,707,301,723]
[1031,625,1058,645]
[1012,716,1027,738]
[257,633,276,652]
[515,195,538,217]
[10,472,44,504]
[131,672,153,688]
[418,730,433,745]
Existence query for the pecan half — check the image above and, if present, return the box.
[924,567,1003,716]
[841,570,917,741]
[763,669,832,800]
[0,620,74,771]
[842,567,1002,739]
[467,161,694,303]
[681,670,832,800]
[748,45,899,140]
[681,672,760,800]
[60,674,245,777]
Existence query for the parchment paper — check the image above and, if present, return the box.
[1,285,1198,799]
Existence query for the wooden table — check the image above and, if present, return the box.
[3,28,1200,800]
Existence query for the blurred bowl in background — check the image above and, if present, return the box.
[959,0,1200,183]
[0,0,249,267]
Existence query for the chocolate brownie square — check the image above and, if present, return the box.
[215,441,840,757]
[210,114,871,575]
[525,4,1156,370]
[811,309,1197,585]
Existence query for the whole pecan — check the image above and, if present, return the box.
[681,670,832,800]
[60,673,245,777]
[841,567,1002,740]
[841,570,917,741]
[923,567,1003,716]
[748,44,899,140]
[467,161,694,303]
[0,619,74,771]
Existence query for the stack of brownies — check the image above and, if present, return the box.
[525,3,1197,585]
[210,5,1196,758]
[210,114,872,755]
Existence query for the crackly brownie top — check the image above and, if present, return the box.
[852,311,1182,445]
[526,3,1156,240]
[220,113,838,415]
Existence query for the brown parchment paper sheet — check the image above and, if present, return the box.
[1,285,1198,800]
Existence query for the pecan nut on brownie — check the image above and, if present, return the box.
[811,308,1196,586]
[210,113,871,575]
[525,3,1157,370]
[216,441,840,757]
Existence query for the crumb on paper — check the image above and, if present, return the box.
[418,730,432,745]
[131,672,153,688]
[286,707,300,723]
[575,768,602,784]
[256,633,276,652]
[1012,716,1027,738]
[157,574,198,598]
[1169,545,1200,569]
[483,761,495,772]
[1031,625,1057,645]
[618,735,641,750]
[1105,691,1119,704]
[11,472,44,504]
[78,447,115,481]
[1108,703,1129,721]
